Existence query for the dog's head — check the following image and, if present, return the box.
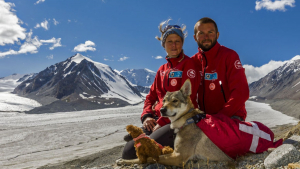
[160,79,193,121]
[126,125,144,138]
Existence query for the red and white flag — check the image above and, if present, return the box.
[197,114,283,159]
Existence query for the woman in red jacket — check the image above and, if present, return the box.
[122,19,200,159]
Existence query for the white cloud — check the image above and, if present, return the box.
[0,30,62,58]
[34,23,41,29]
[104,58,114,61]
[34,19,49,30]
[0,0,26,46]
[40,20,49,30]
[53,18,59,25]
[153,56,163,59]
[73,40,96,52]
[118,56,129,61]
[46,55,53,59]
[244,56,300,84]
[40,37,62,50]
[255,0,295,11]
[0,30,42,58]
[34,0,45,5]
[68,19,71,23]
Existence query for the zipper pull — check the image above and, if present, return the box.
[219,81,227,103]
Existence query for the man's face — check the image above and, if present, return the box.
[193,23,219,51]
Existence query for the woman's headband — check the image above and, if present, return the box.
[161,25,184,47]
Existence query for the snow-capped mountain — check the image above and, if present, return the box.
[119,68,156,93]
[0,73,36,92]
[249,56,300,99]
[119,68,155,87]
[13,54,143,113]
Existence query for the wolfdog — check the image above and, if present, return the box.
[118,79,232,166]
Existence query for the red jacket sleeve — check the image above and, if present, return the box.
[141,70,160,122]
[218,51,249,117]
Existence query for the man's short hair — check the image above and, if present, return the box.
[194,17,218,35]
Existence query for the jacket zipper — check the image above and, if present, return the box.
[164,52,183,92]
[167,60,173,87]
[202,53,207,112]
[163,60,173,92]
[219,81,227,103]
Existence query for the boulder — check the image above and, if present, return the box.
[283,135,300,148]
[264,144,300,169]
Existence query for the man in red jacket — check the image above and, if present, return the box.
[191,17,249,121]
[191,18,282,159]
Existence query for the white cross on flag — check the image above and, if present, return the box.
[239,122,271,153]
[196,114,283,159]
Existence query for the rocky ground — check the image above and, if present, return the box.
[39,122,300,169]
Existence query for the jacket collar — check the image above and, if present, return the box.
[165,50,185,68]
[198,42,220,62]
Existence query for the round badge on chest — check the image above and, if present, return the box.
[209,83,215,90]
[171,79,177,86]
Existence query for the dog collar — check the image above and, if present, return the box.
[179,113,206,130]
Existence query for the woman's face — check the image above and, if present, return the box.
[164,34,183,58]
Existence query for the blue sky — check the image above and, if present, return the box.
[0,0,299,83]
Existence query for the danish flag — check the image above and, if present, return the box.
[239,122,271,153]
[197,114,283,159]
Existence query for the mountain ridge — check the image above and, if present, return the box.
[249,57,300,119]
[13,53,144,113]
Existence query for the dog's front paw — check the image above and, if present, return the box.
[147,157,156,163]
[116,158,141,165]
[116,158,124,165]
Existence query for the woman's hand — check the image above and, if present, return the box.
[143,117,157,131]
[153,124,161,132]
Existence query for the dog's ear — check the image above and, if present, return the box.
[180,79,191,97]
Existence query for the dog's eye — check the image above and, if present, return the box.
[163,99,165,103]
[173,100,178,103]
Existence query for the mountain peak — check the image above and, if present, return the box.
[68,53,110,70]
[291,55,300,61]
[144,68,155,73]
[120,68,155,87]
[70,53,90,64]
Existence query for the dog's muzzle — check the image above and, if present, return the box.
[160,107,167,116]
[160,107,176,117]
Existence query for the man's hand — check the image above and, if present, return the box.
[143,117,157,131]
[153,124,161,132]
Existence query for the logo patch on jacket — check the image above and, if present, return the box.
[235,60,243,69]
[169,71,182,78]
[171,79,177,86]
[187,69,196,78]
[205,73,218,80]
[209,83,215,90]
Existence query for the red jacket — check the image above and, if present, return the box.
[197,114,282,159]
[141,52,200,127]
[191,42,249,120]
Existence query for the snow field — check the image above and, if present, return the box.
[246,100,299,127]
[0,104,143,169]
[0,90,299,169]
[0,92,41,112]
